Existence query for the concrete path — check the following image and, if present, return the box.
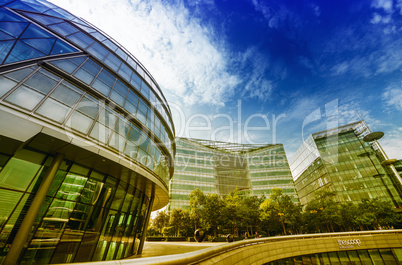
[129,241,225,259]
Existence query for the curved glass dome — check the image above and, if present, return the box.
[0,0,176,180]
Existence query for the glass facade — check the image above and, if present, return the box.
[264,248,402,265]
[0,150,150,264]
[290,122,402,207]
[0,0,175,264]
[169,138,297,211]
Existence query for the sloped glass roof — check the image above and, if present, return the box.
[0,7,78,64]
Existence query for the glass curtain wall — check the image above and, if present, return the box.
[169,139,298,212]
[248,145,297,201]
[263,248,402,265]
[293,122,402,207]
[0,148,151,264]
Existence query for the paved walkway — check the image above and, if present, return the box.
[129,241,225,258]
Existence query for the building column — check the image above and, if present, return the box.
[3,153,64,265]
[137,186,155,255]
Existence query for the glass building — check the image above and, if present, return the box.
[169,138,297,211]
[0,0,175,264]
[289,121,402,207]
[264,249,402,265]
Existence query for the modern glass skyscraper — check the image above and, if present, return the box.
[290,121,402,207]
[0,0,175,264]
[169,138,296,211]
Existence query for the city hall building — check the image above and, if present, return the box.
[169,137,297,211]
[290,121,402,207]
[0,0,175,264]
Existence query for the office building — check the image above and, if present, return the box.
[290,121,402,207]
[169,138,296,211]
[0,0,175,264]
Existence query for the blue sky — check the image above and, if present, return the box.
[51,0,402,159]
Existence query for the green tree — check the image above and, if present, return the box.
[241,196,264,236]
[203,193,224,237]
[170,208,186,236]
[304,190,340,233]
[260,188,301,235]
[179,209,194,237]
[339,202,359,231]
[152,211,170,235]
[189,189,206,230]
[357,198,399,230]
[222,190,243,236]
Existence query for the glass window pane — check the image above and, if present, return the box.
[5,40,46,64]
[124,100,137,115]
[0,21,28,38]
[87,42,109,61]
[74,69,94,85]
[49,22,79,36]
[51,39,78,55]
[21,37,56,55]
[76,96,100,118]
[0,40,15,64]
[4,67,36,83]
[21,12,63,25]
[118,62,131,81]
[138,100,147,115]
[24,70,59,94]
[115,48,127,61]
[380,249,397,265]
[96,69,115,88]
[90,122,112,144]
[113,80,128,96]
[66,111,94,134]
[5,85,44,110]
[141,83,150,99]
[51,82,82,105]
[50,58,80,74]
[368,250,384,265]
[102,39,117,52]
[0,157,42,191]
[104,53,121,72]
[36,98,71,123]
[110,91,125,106]
[0,189,23,229]
[128,126,141,144]
[114,118,130,137]
[0,75,17,97]
[126,57,137,70]
[130,72,141,89]
[108,132,126,152]
[67,31,94,48]
[126,90,138,105]
[124,141,138,159]
[79,59,101,75]
[98,108,117,128]
[90,31,107,42]
[139,136,149,152]
[92,79,111,96]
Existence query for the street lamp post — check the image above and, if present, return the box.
[363,132,402,187]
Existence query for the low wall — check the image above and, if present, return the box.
[56,230,402,265]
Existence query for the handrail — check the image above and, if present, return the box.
[59,230,402,265]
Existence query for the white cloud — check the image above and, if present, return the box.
[370,12,392,24]
[237,47,273,101]
[397,0,402,15]
[379,127,402,159]
[382,87,402,110]
[50,0,240,107]
[371,0,393,13]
